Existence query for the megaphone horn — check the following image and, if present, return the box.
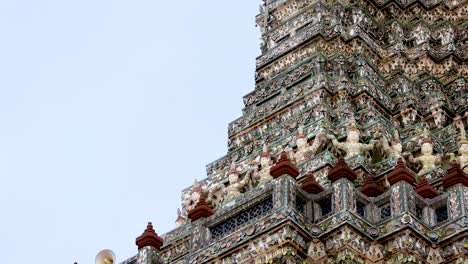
[95,249,116,264]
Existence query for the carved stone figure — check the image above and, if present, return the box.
[328,120,376,159]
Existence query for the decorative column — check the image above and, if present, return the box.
[135,222,164,264]
[187,195,215,257]
[270,152,300,209]
[385,159,416,217]
[442,161,468,221]
[327,156,358,213]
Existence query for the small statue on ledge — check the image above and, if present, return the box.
[253,144,273,185]
[381,130,405,162]
[452,117,468,173]
[293,126,312,163]
[409,129,441,176]
[175,208,186,227]
[457,139,468,173]
[327,119,376,159]
[209,162,250,205]
[224,161,250,201]
[293,126,327,163]
[182,180,202,212]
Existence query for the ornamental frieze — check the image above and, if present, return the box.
[195,131,456,212]
[257,9,465,70]
[255,37,382,84]
[260,0,466,34]
[232,83,461,155]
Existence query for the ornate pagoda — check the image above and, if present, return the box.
[119,0,468,263]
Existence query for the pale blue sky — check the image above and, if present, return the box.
[0,1,261,263]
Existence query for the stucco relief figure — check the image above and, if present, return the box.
[457,139,468,173]
[440,26,454,47]
[293,126,326,163]
[413,24,429,45]
[175,208,186,227]
[253,144,273,185]
[402,109,418,126]
[182,180,202,212]
[307,240,326,260]
[327,120,376,159]
[381,130,404,162]
[206,184,223,209]
[310,131,327,155]
[356,58,366,78]
[432,108,446,128]
[390,22,404,48]
[336,57,347,76]
[352,8,363,24]
[452,117,468,173]
[182,192,192,213]
[409,131,441,176]
[210,162,250,204]
[294,126,311,163]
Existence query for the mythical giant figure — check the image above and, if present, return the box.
[327,119,376,159]
[409,129,441,176]
[253,144,273,185]
[293,126,326,163]
[381,130,404,162]
[453,117,468,173]
[209,162,250,205]
[182,180,202,212]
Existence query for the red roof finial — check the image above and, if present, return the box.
[270,151,300,179]
[135,222,163,250]
[327,155,357,183]
[442,160,468,188]
[175,208,185,227]
[187,194,216,222]
[385,158,416,185]
[359,174,383,197]
[337,155,346,165]
[301,171,325,194]
[415,176,439,199]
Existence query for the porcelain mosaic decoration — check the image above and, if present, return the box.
[116,0,467,263]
